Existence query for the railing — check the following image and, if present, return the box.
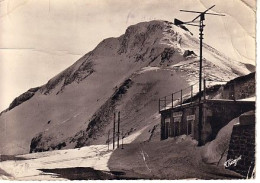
[158,78,240,111]
[159,79,213,111]
[159,82,197,111]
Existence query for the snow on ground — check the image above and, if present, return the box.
[170,59,197,68]
[201,117,240,165]
[137,66,160,74]
[0,128,143,180]
[123,126,148,144]
[0,114,244,180]
[0,145,112,180]
[237,96,256,101]
[108,135,242,179]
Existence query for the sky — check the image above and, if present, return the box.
[0,0,256,111]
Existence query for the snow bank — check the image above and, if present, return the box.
[201,117,239,165]
[237,96,256,101]
[108,134,241,179]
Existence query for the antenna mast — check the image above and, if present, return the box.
[174,5,225,146]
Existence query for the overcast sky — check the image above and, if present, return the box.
[0,0,256,111]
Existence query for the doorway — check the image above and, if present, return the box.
[187,120,194,136]
[173,116,181,136]
[165,118,170,139]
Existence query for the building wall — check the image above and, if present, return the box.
[221,72,255,100]
[160,105,198,140]
[160,101,255,145]
[203,101,255,142]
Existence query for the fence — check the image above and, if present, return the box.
[158,78,240,112]
[159,79,211,111]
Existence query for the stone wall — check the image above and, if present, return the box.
[203,100,255,142]
[221,72,255,100]
[226,111,255,178]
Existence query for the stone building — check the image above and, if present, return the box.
[159,99,255,144]
[159,72,255,144]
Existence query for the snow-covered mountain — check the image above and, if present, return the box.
[0,20,251,155]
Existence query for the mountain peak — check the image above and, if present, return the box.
[0,20,251,155]
[117,20,192,54]
[38,20,193,95]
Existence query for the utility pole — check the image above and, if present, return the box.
[107,130,110,151]
[117,111,120,148]
[113,112,116,149]
[174,5,224,146]
[198,15,204,146]
[121,129,124,149]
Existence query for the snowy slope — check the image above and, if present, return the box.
[0,20,250,155]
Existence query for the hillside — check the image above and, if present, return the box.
[0,20,250,155]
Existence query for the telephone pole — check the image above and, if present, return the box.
[107,130,110,151]
[113,112,116,149]
[117,111,120,148]
[121,129,124,149]
[174,5,224,146]
[198,14,204,146]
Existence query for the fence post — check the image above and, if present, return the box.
[117,111,120,148]
[180,90,182,106]
[233,81,236,101]
[164,96,167,109]
[191,85,193,104]
[203,79,206,101]
[172,93,173,108]
[107,130,110,151]
[113,112,116,150]
[159,99,161,112]
[121,129,124,149]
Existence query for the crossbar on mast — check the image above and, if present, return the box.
[180,10,225,16]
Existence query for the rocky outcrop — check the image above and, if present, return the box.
[1,87,40,113]
[183,50,196,58]
[40,55,95,95]
[161,48,175,62]
[29,78,134,152]
[30,132,67,153]
[70,78,133,148]
[117,21,164,55]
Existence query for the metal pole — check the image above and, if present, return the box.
[113,112,115,149]
[164,96,167,109]
[191,85,193,104]
[108,130,110,151]
[233,81,236,101]
[203,79,206,100]
[159,99,160,112]
[180,90,183,106]
[121,129,124,149]
[117,111,120,148]
[174,5,224,146]
[198,15,204,146]
[172,93,173,108]
[199,16,204,101]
